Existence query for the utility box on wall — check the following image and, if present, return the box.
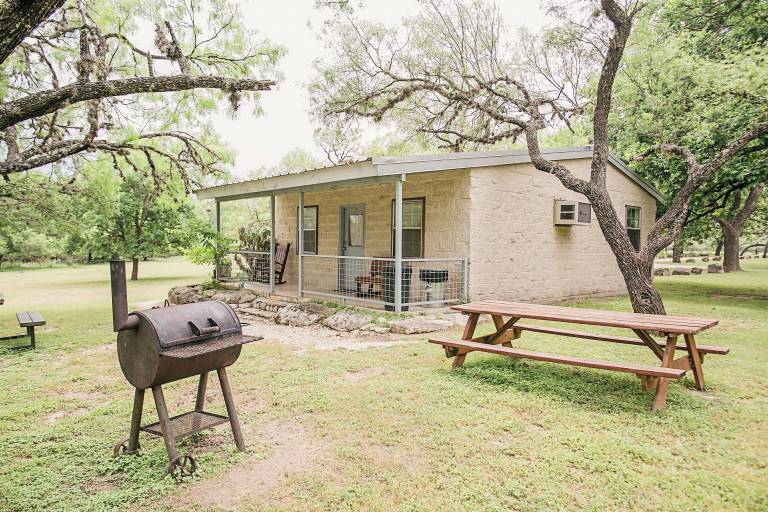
[554,200,592,226]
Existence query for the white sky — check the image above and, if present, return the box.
[215,0,551,178]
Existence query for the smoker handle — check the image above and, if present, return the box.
[188,318,220,336]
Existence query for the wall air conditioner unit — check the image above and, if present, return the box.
[554,200,592,226]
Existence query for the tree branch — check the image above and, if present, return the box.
[0,75,275,130]
[0,0,65,64]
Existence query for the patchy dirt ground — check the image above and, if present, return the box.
[172,419,326,510]
[241,316,436,354]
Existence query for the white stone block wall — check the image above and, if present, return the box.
[467,158,657,302]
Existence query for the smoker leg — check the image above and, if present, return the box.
[195,372,208,412]
[128,388,145,452]
[217,367,245,451]
[151,385,180,464]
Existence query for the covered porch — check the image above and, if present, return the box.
[198,159,470,312]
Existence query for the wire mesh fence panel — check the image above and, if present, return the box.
[218,251,271,284]
[406,258,467,306]
[300,255,467,309]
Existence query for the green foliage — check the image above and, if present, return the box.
[608,2,768,245]
[185,232,236,266]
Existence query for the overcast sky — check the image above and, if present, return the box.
[215,1,550,178]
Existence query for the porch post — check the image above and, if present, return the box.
[394,175,404,313]
[269,194,276,293]
[298,191,304,298]
[215,200,221,281]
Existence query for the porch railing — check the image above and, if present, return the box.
[217,250,271,284]
[301,255,468,309]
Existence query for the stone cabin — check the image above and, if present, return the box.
[195,147,661,311]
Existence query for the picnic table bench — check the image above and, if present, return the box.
[0,309,46,349]
[429,301,728,412]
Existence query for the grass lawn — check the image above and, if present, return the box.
[1,258,766,511]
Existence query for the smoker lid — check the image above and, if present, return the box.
[136,301,242,349]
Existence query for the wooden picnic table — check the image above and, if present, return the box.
[429,301,728,412]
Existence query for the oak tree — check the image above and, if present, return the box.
[310,0,768,314]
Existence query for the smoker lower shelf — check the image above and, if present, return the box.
[141,411,230,440]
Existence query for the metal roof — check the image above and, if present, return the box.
[195,146,664,203]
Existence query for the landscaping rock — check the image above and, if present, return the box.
[684,258,696,263]
[168,285,204,304]
[210,289,260,304]
[691,267,703,274]
[701,257,709,262]
[322,312,371,332]
[239,308,277,320]
[250,298,290,313]
[707,264,722,273]
[672,268,692,276]
[438,312,469,326]
[361,323,391,334]
[389,317,454,334]
[713,256,722,261]
[654,268,671,277]
[274,303,329,327]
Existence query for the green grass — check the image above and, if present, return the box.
[1,259,767,511]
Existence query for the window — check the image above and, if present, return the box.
[626,206,641,251]
[296,206,318,254]
[346,214,364,248]
[391,198,425,258]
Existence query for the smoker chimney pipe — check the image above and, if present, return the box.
[110,260,140,332]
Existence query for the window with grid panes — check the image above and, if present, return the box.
[626,206,641,251]
[391,198,424,258]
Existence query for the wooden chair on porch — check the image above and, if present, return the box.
[275,243,291,284]
[355,256,389,298]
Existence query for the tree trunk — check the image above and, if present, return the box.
[714,184,765,273]
[720,225,741,272]
[672,243,683,263]
[715,240,723,256]
[763,243,767,259]
[131,257,139,281]
[588,189,667,315]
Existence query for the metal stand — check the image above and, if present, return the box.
[114,369,246,475]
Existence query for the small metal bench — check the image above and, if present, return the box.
[1,311,46,349]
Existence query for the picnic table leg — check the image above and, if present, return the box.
[452,313,479,368]
[683,333,705,391]
[652,335,678,412]
[27,326,35,349]
[491,315,513,347]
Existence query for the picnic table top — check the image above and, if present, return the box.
[451,300,718,335]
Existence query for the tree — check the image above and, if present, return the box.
[714,184,765,271]
[85,162,205,280]
[0,170,72,266]
[609,0,768,268]
[310,0,768,314]
[1,0,279,189]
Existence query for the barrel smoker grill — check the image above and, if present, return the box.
[109,261,260,475]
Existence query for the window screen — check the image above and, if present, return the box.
[626,206,641,251]
[391,198,424,258]
[297,206,318,254]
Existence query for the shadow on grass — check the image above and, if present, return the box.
[443,356,704,415]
